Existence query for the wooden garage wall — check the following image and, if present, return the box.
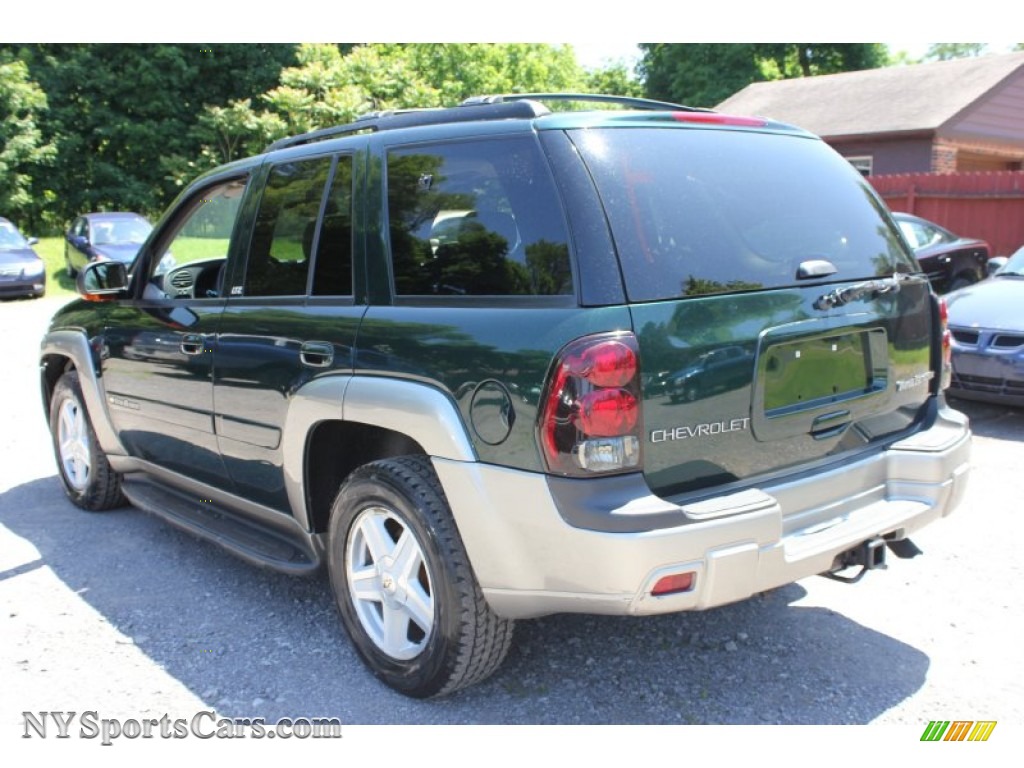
[870,171,1024,257]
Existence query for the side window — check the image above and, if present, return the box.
[386,137,573,297]
[244,157,332,298]
[311,156,354,296]
[148,178,247,299]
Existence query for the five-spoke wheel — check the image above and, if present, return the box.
[328,456,513,698]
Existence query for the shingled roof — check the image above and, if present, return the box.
[716,52,1024,144]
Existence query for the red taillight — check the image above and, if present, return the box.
[939,298,952,390]
[575,389,638,436]
[538,333,642,476]
[571,340,637,387]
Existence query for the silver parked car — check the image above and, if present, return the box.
[946,246,1024,406]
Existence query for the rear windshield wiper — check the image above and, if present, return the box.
[814,273,909,311]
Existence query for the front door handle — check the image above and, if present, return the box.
[180,334,205,356]
[300,341,334,368]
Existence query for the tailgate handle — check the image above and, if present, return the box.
[810,410,851,440]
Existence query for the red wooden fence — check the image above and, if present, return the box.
[869,170,1024,257]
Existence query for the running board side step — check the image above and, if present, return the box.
[121,477,321,575]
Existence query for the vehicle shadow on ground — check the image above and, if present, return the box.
[948,397,1024,442]
[2,476,930,725]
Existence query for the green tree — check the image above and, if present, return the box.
[180,43,638,221]
[585,62,643,98]
[641,44,761,107]
[0,56,56,223]
[5,44,296,230]
[640,44,889,107]
[924,43,989,61]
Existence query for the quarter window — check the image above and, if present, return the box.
[386,137,573,297]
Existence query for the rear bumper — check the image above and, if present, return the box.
[434,403,971,619]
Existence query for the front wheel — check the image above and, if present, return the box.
[327,456,514,698]
[948,273,977,292]
[49,371,125,511]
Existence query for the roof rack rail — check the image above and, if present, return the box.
[461,93,711,113]
[265,99,551,152]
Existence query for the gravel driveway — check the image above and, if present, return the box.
[2,296,1021,756]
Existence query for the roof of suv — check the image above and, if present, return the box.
[264,93,812,154]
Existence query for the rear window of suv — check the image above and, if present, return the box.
[570,128,916,303]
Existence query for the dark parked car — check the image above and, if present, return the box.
[946,245,1024,406]
[64,212,153,277]
[0,217,46,299]
[40,94,971,698]
[667,345,755,403]
[893,211,989,293]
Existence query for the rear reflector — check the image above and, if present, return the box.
[652,572,695,596]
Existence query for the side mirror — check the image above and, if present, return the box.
[77,260,129,301]
[27,237,39,246]
[986,256,1008,276]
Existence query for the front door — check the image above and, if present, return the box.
[101,175,251,490]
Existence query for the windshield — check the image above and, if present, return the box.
[0,222,29,250]
[571,128,918,302]
[997,246,1024,276]
[92,218,152,246]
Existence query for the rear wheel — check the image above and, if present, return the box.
[327,455,513,698]
[49,371,125,511]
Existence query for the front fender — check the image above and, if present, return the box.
[40,329,127,457]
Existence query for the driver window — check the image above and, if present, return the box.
[150,178,248,299]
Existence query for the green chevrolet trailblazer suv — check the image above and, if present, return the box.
[40,95,972,697]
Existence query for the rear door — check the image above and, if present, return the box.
[570,125,935,497]
[213,150,362,513]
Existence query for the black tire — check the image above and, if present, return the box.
[948,274,977,292]
[327,455,514,698]
[49,371,125,511]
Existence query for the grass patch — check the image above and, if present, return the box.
[169,237,231,264]
[33,236,233,300]
[35,237,77,298]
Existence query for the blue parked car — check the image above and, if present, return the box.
[64,212,153,277]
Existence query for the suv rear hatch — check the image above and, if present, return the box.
[568,121,936,497]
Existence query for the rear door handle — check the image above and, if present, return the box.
[180,334,205,356]
[300,341,334,368]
